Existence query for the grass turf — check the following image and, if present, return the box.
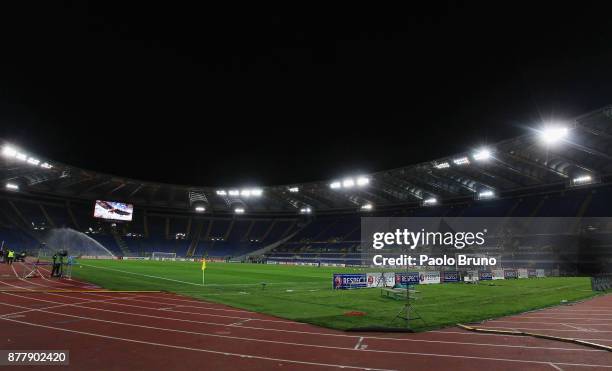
[69,259,598,331]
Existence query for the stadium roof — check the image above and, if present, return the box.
[1,105,611,215]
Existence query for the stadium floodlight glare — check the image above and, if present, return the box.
[5,183,19,191]
[473,148,492,161]
[478,190,495,199]
[240,189,251,197]
[572,175,593,185]
[228,189,240,196]
[40,162,53,169]
[423,197,438,205]
[330,181,341,189]
[234,207,245,214]
[539,126,568,145]
[342,178,355,188]
[288,187,299,193]
[250,188,263,197]
[453,157,470,165]
[434,162,450,169]
[27,157,40,166]
[299,207,312,214]
[361,203,373,211]
[16,152,27,161]
[194,206,206,212]
[216,190,227,196]
[356,176,370,186]
[2,146,17,157]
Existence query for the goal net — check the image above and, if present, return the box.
[151,252,177,261]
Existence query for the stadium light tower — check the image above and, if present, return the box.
[2,146,17,157]
[194,206,206,213]
[361,203,373,211]
[5,183,19,191]
[234,207,245,214]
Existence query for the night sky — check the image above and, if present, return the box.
[0,2,611,187]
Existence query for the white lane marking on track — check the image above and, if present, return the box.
[354,337,364,350]
[549,363,564,371]
[488,320,612,327]
[1,309,610,370]
[0,289,605,354]
[561,323,590,331]
[478,325,612,333]
[0,315,395,371]
[2,277,297,325]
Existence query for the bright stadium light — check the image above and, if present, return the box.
[229,189,240,196]
[572,175,593,185]
[15,152,27,161]
[40,162,53,169]
[356,176,370,186]
[5,183,19,191]
[240,189,251,197]
[250,188,263,197]
[423,197,438,206]
[2,146,17,157]
[216,190,227,196]
[234,207,245,214]
[288,187,299,193]
[453,157,470,165]
[330,181,341,189]
[194,206,206,212]
[342,178,355,188]
[27,157,40,166]
[473,148,492,161]
[361,203,373,211]
[539,126,568,145]
[478,190,495,199]
[299,207,312,214]
[434,162,450,169]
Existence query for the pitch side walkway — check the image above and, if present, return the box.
[0,263,610,370]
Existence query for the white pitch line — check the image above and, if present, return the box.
[0,289,603,354]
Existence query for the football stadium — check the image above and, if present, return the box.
[1,3,612,371]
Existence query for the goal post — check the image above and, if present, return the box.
[151,252,177,261]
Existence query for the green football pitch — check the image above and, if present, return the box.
[70,259,597,331]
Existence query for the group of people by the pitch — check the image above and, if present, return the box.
[0,247,17,265]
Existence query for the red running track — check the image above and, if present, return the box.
[0,263,610,370]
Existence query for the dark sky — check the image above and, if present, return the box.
[0,2,611,186]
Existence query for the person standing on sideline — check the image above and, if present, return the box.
[7,250,15,265]
[51,252,60,277]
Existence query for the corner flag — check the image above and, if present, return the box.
[201,258,207,271]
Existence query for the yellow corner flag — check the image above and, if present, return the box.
[201,258,207,271]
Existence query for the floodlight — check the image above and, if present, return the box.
[453,157,470,165]
[229,189,240,196]
[27,157,40,165]
[330,181,341,189]
[342,178,355,188]
[478,190,495,199]
[40,162,53,169]
[194,206,206,212]
[288,187,299,193]
[423,197,437,205]
[572,175,592,185]
[234,207,245,214]
[361,203,373,211]
[473,148,491,161]
[356,176,370,186]
[250,188,263,196]
[2,146,17,157]
[539,126,568,145]
[240,189,251,197]
[5,183,19,191]
[216,190,227,196]
[434,162,450,169]
[16,153,27,161]
[299,207,312,214]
